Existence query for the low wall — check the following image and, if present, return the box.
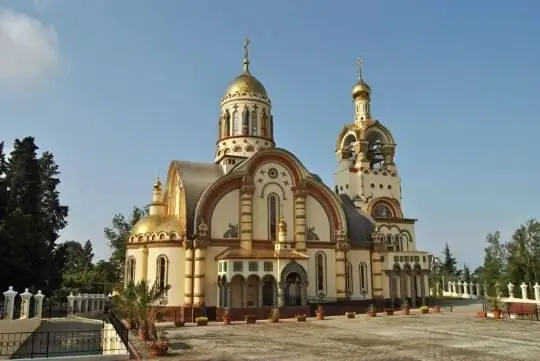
[0,318,129,361]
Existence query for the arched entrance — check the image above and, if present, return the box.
[280,261,308,306]
[261,275,277,307]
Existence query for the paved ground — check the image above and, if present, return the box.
[144,308,540,361]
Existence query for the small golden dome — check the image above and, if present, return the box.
[225,69,267,97]
[153,177,162,191]
[224,38,268,98]
[131,214,182,235]
[352,80,371,99]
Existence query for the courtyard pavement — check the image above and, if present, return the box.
[149,310,540,361]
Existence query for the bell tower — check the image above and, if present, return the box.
[334,58,402,219]
[215,38,275,173]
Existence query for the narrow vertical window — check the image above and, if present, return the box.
[315,252,326,293]
[126,257,136,284]
[242,107,249,135]
[359,262,368,292]
[346,262,353,295]
[232,111,239,135]
[156,255,168,292]
[268,193,279,241]
[251,110,258,135]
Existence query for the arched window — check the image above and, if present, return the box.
[251,110,258,135]
[315,252,327,294]
[346,262,353,295]
[232,111,239,135]
[394,234,401,251]
[359,262,368,292]
[372,203,394,218]
[267,193,279,241]
[126,257,136,284]
[156,255,169,292]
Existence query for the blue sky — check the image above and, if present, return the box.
[1,0,538,267]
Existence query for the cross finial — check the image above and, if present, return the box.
[356,57,364,81]
[242,37,251,72]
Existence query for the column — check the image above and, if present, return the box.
[67,292,75,316]
[463,281,469,298]
[74,293,82,313]
[3,287,18,320]
[534,282,540,301]
[335,229,349,300]
[193,239,207,306]
[84,294,90,312]
[19,289,33,319]
[217,284,221,307]
[520,282,528,299]
[399,271,406,301]
[141,246,149,281]
[293,188,307,252]
[242,282,247,308]
[226,283,232,308]
[258,281,264,307]
[240,182,255,251]
[420,272,426,305]
[508,282,515,298]
[34,291,45,318]
[277,282,284,307]
[183,239,194,306]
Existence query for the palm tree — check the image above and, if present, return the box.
[113,280,170,340]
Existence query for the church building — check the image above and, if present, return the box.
[125,40,432,321]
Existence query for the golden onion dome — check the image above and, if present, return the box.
[224,38,268,98]
[352,80,371,99]
[131,214,182,235]
[225,70,268,97]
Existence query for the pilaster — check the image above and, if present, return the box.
[240,178,255,251]
[193,238,208,306]
[293,188,307,252]
[183,239,194,305]
[140,245,149,281]
[335,229,349,300]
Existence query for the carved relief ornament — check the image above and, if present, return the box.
[183,239,194,250]
[194,239,208,250]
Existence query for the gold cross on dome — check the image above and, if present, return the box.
[243,37,251,61]
[356,57,364,81]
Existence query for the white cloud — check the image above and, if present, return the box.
[0,8,59,86]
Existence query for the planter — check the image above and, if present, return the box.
[476,311,487,318]
[196,320,208,326]
[174,321,185,327]
[223,316,232,325]
[420,308,429,314]
[269,318,279,323]
[245,315,257,324]
[149,341,168,356]
[296,314,307,322]
[346,312,356,319]
[385,309,394,316]
[402,307,410,315]
[493,309,502,319]
[367,311,376,318]
[434,306,441,313]
[138,330,148,341]
[316,311,324,320]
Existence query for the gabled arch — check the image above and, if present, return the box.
[335,124,364,151]
[365,121,395,145]
[194,148,348,239]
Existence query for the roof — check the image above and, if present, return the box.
[170,160,223,236]
[215,248,309,260]
[339,194,376,245]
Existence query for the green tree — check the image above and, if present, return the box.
[462,264,471,282]
[104,206,148,281]
[505,220,540,289]
[441,242,458,278]
[54,240,96,295]
[3,137,49,291]
[478,231,506,296]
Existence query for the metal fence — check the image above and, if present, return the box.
[105,306,136,359]
[0,328,125,359]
